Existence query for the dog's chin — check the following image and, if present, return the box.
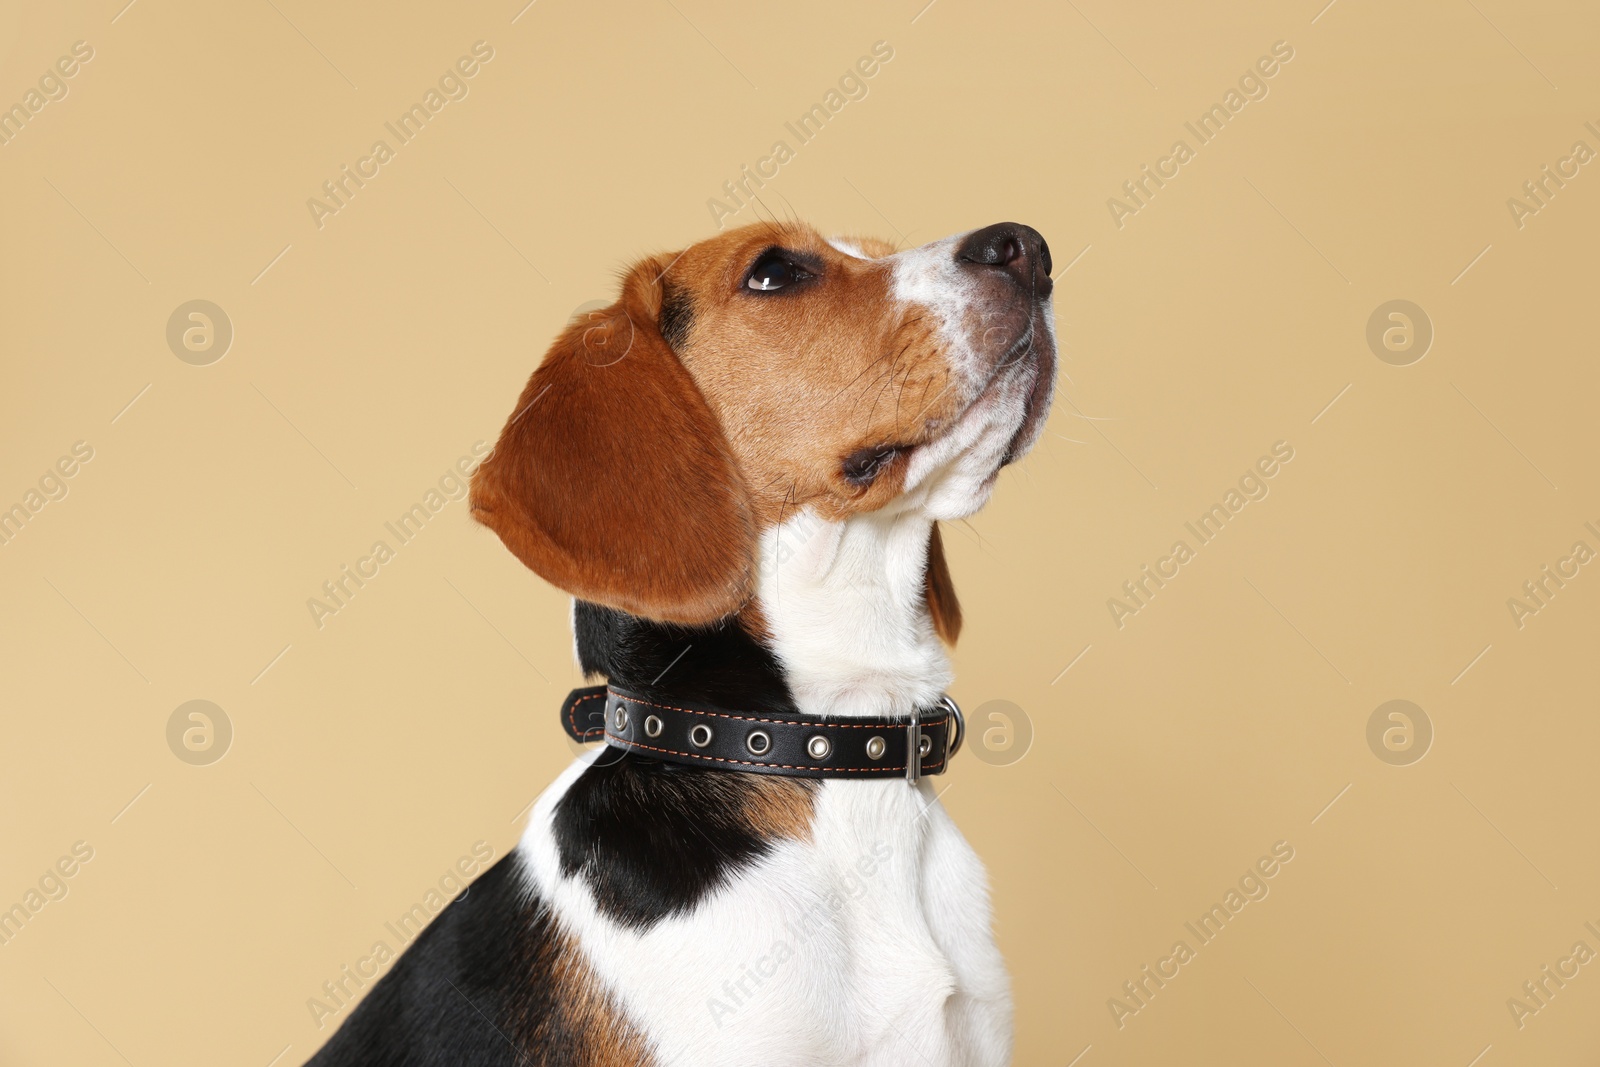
[900,373,1040,521]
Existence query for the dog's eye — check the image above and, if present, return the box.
[745,254,811,292]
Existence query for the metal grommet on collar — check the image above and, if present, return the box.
[865,736,886,760]
[746,729,771,756]
[806,735,831,760]
[918,733,933,758]
[612,704,628,731]
[689,723,713,749]
[644,714,663,738]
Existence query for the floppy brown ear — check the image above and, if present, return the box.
[470,257,755,625]
[925,522,962,645]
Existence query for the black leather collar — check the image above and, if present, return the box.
[560,685,965,782]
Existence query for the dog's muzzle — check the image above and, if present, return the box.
[561,686,965,783]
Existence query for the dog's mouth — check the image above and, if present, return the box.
[940,301,1056,471]
[999,305,1056,466]
[994,319,1037,374]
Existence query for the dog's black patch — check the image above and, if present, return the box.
[305,852,649,1066]
[554,756,808,930]
[559,603,814,930]
[573,601,796,713]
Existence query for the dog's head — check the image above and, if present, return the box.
[470,220,1056,631]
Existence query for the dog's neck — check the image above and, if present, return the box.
[572,509,950,719]
[754,508,951,718]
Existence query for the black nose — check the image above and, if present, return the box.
[955,222,1053,297]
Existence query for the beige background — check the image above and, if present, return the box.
[3,0,1598,1064]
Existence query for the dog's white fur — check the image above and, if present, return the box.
[514,230,1048,1066]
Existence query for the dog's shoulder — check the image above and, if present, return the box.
[305,848,649,1066]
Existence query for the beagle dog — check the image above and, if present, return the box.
[307,219,1056,1067]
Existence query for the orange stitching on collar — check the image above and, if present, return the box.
[567,690,607,737]
[609,734,944,774]
[607,688,950,733]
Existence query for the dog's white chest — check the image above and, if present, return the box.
[525,770,1012,1066]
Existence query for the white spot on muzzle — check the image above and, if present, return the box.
[887,231,988,387]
